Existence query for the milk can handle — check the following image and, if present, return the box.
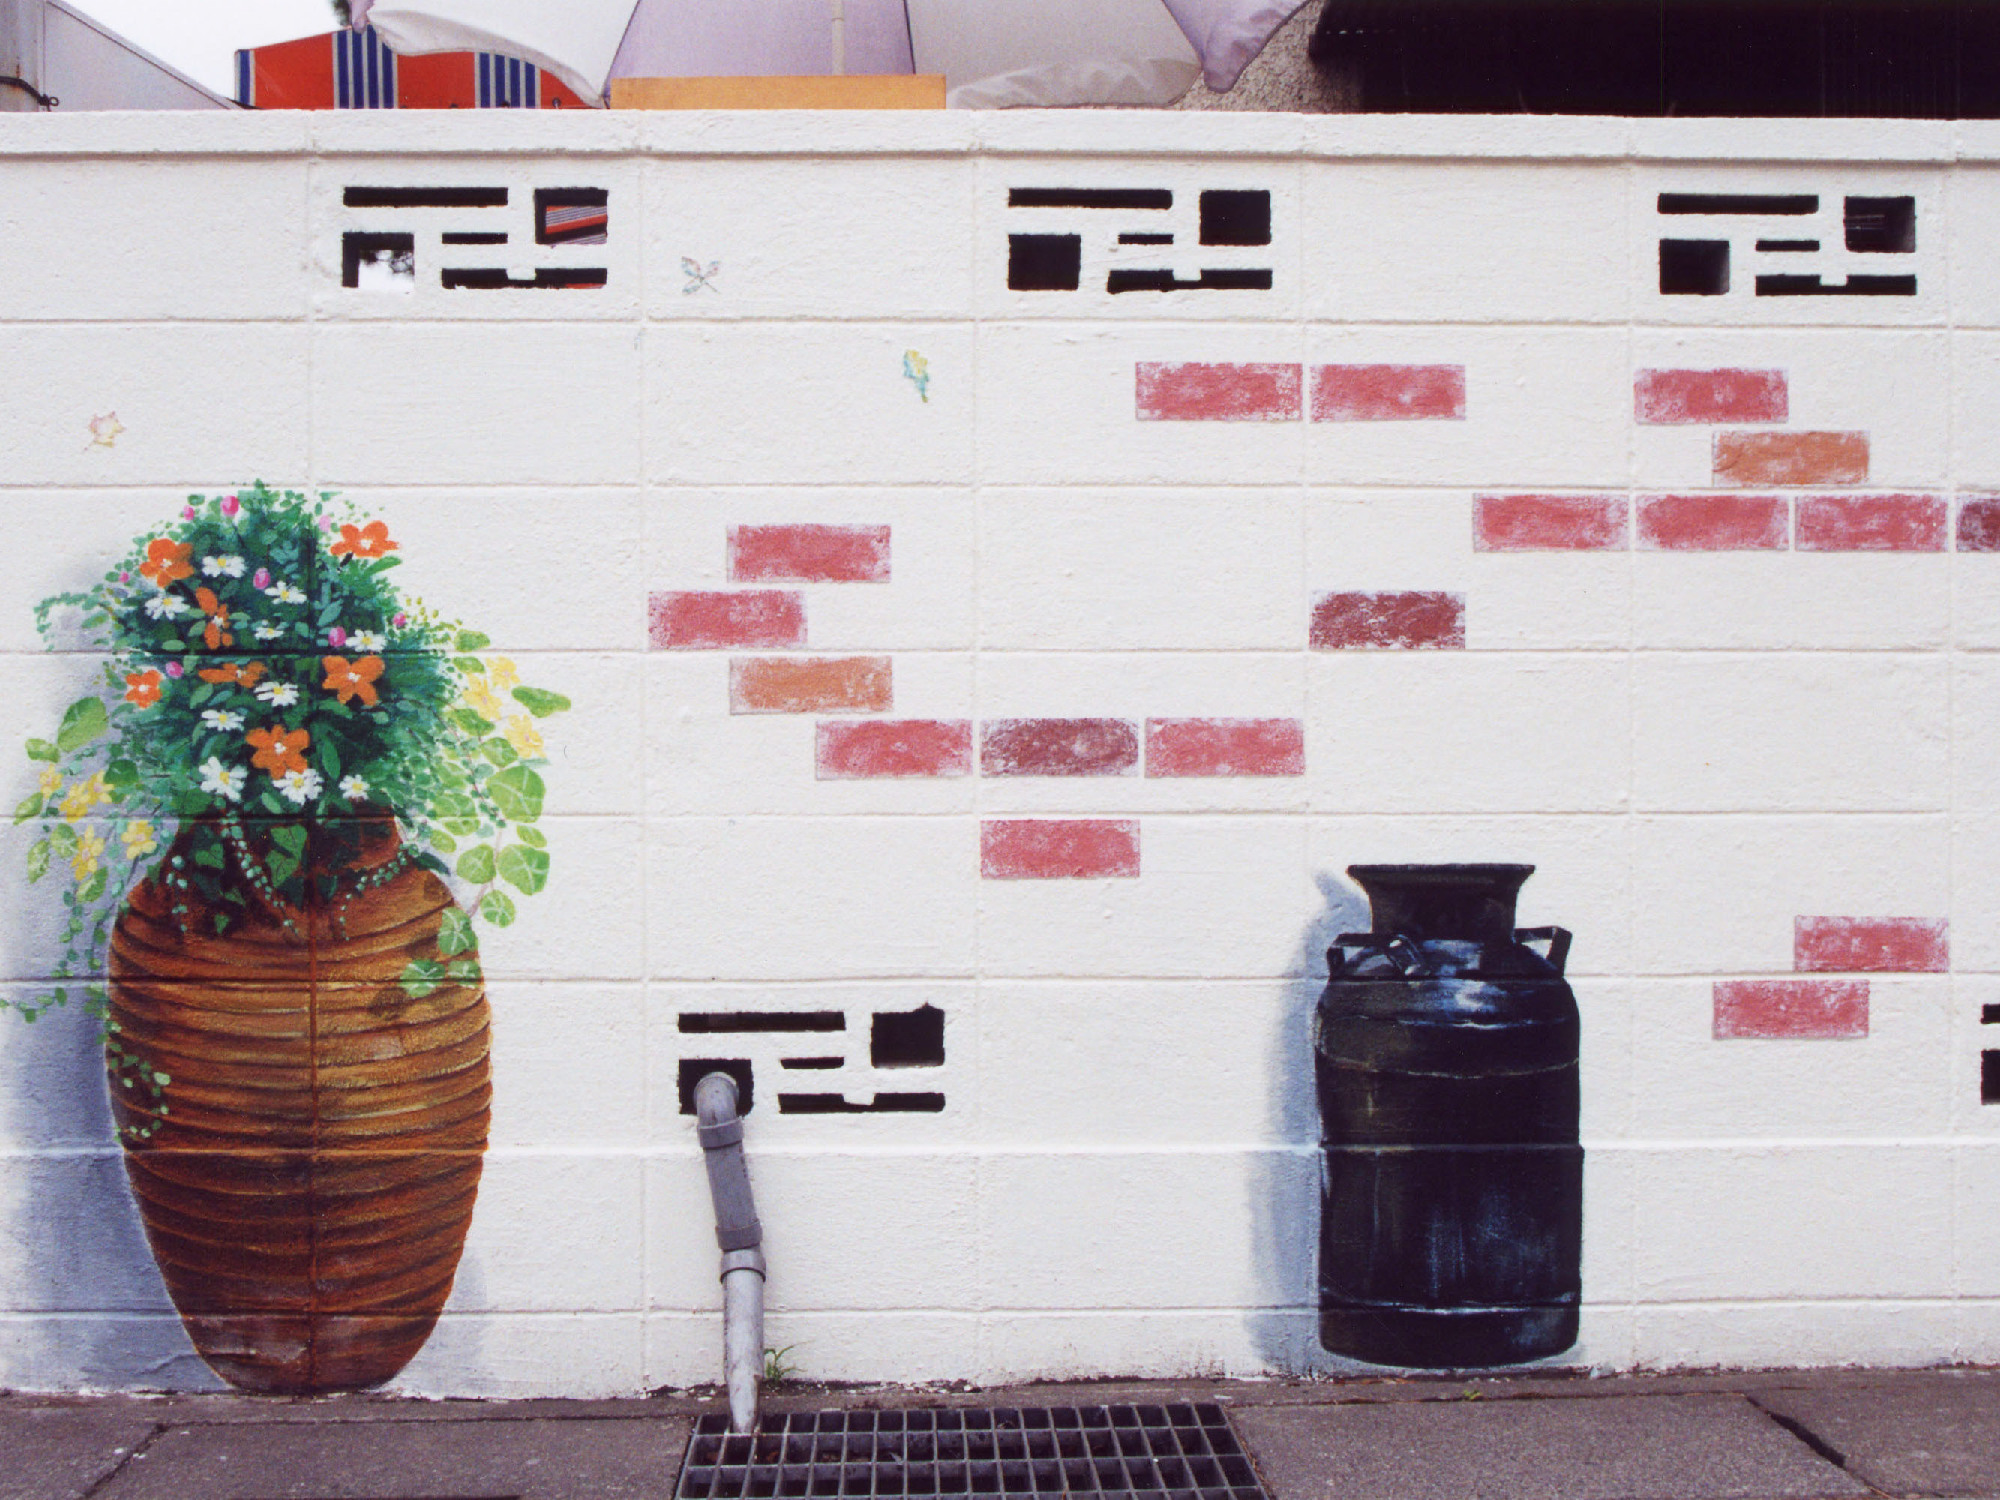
[1514,925,1572,975]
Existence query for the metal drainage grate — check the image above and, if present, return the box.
[675,1404,1270,1500]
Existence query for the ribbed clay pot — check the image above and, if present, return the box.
[106,816,489,1395]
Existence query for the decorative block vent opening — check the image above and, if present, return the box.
[677,1405,1271,1500]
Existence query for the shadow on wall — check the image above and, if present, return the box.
[1243,870,1367,1374]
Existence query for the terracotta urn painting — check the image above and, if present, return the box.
[13,486,569,1394]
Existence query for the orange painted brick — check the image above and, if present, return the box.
[730,657,891,715]
[1714,431,1869,487]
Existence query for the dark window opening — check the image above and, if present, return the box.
[870,1004,946,1068]
[340,231,413,288]
[1198,190,1272,246]
[678,1058,755,1116]
[1009,234,1083,291]
[1660,239,1730,296]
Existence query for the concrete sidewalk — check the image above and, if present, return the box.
[2,1367,1994,1500]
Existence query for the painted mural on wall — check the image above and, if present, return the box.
[11,485,570,1394]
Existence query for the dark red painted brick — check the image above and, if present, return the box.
[1714,431,1869,487]
[1135,362,1302,421]
[1145,718,1305,777]
[1474,495,1628,552]
[1635,494,1789,551]
[1795,494,1948,552]
[650,590,805,650]
[1959,498,2000,552]
[730,524,891,583]
[981,719,1139,777]
[1795,917,1948,973]
[1635,368,1788,425]
[1309,591,1466,649]
[1310,364,1466,421]
[1713,979,1869,1040]
[817,719,972,779]
[730,656,891,714]
[981,819,1140,879]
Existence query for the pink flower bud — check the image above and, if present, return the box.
[327,627,347,648]
[220,495,241,518]
[164,661,184,679]
[253,568,271,589]
[118,571,131,583]
[392,613,408,628]
[182,506,196,519]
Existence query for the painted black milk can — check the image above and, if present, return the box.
[1315,864,1582,1368]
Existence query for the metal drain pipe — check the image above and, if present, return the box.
[694,1072,765,1432]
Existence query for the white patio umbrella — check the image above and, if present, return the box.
[349,0,1307,109]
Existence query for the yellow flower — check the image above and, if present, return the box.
[501,714,543,759]
[70,829,106,881]
[487,657,520,691]
[58,772,110,823]
[37,767,62,797]
[120,820,158,859]
[461,678,504,721]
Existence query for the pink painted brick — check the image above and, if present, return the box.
[1713,979,1870,1040]
[1310,591,1466,649]
[730,524,891,583]
[1796,494,1948,552]
[817,719,972,779]
[1959,497,2000,552]
[1635,368,1788,425]
[1795,917,1948,973]
[981,819,1140,879]
[981,719,1140,777]
[1146,718,1305,777]
[1474,495,1628,552]
[650,590,805,650]
[1135,362,1301,421]
[1311,364,1466,421]
[1635,494,1789,551]
[730,656,891,714]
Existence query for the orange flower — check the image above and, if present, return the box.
[330,520,398,561]
[245,724,310,776]
[321,654,385,707]
[198,660,267,687]
[123,669,162,708]
[138,538,192,587]
[194,586,233,650]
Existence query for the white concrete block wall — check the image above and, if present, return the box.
[0,111,1998,1396]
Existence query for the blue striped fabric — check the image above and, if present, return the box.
[477,53,540,108]
[335,27,399,109]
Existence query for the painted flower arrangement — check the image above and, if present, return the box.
[14,483,569,1126]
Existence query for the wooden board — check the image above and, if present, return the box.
[610,75,946,110]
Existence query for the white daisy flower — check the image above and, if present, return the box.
[264,581,306,605]
[199,709,245,732]
[254,681,301,707]
[202,554,246,578]
[349,631,388,652]
[253,623,284,641]
[144,594,190,620]
[338,774,371,802]
[199,757,245,803]
[277,768,324,806]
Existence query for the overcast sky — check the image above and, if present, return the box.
[72,0,340,96]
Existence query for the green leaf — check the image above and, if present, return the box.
[193,844,225,870]
[453,656,486,675]
[486,764,545,823]
[496,843,549,896]
[478,890,517,927]
[76,867,107,903]
[447,708,492,735]
[269,825,308,860]
[447,958,482,984]
[516,825,547,849]
[398,958,444,1001]
[24,739,57,763]
[55,697,109,755]
[480,738,519,767]
[46,825,76,856]
[428,828,458,855]
[455,845,496,884]
[103,759,141,792]
[443,818,482,838]
[436,908,478,957]
[266,853,298,887]
[512,686,571,718]
[25,839,51,884]
[13,793,42,826]
[455,630,491,652]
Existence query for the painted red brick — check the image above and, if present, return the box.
[730,657,891,714]
[1310,364,1466,421]
[1713,979,1869,1040]
[1795,494,1948,552]
[1714,431,1869,487]
[817,719,972,779]
[730,524,892,583]
[982,719,1139,777]
[1634,368,1788,425]
[1135,362,1302,421]
[1959,498,2000,552]
[1309,591,1466,649]
[1795,917,1948,973]
[1635,494,1789,551]
[1474,495,1628,552]
[650,590,805,650]
[981,819,1140,879]
[1145,718,1305,777]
